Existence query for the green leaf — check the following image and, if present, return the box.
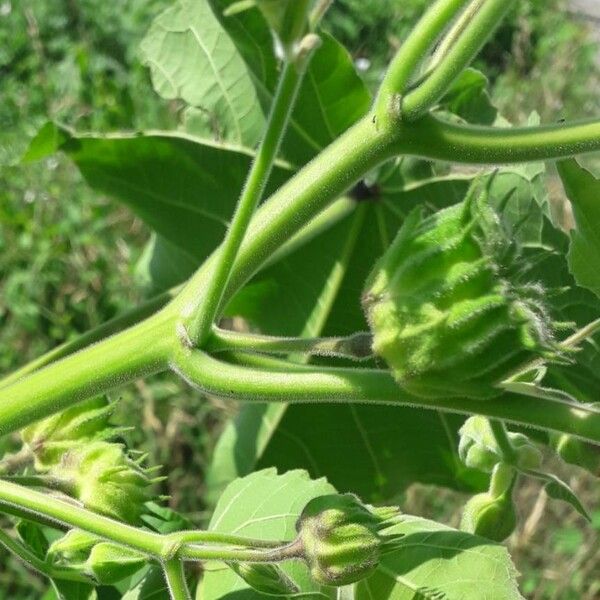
[24,124,292,265]
[557,159,600,299]
[200,469,336,599]
[135,234,199,295]
[355,516,523,600]
[523,469,590,521]
[209,0,371,164]
[438,67,497,125]
[122,567,174,600]
[140,0,265,146]
[16,519,49,559]
[51,580,97,600]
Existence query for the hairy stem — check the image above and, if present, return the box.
[172,350,600,445]
[401,0,517,120]
[182,51,316,346]
[207,328,373,361]
[376,0,470,123]
[163,559,191,600]
[398,114,600,163]
[0,312,174,436]
[0,480,165,555]
[0,289,175,390]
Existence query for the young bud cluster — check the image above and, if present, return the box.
[459,416,542,472]
[363,183,559,399]
[21,397,158,524]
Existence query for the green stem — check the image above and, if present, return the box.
[207,328,373,361]
[171,350,600,445]
[183,55,314,346]
[0,528,89,583]
[489,420,517,463]
[0,312,174,437]
[0,289,175,390]
[0,480,165,555]
[398,114,600,163]
[376,0,470,123]
[163,559,191,600]
[0,446,33,475]
[0,480,299,565]
[180,540,303,563]
[167,531,285,549]
[426,0,485,73]
[401,0,516,120]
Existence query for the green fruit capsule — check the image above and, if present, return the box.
[295,494,399,587]
[363,183,558,399]
[54,442,156,524]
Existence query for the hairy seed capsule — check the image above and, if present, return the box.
[363,184,558,399]
[295,494,399,587]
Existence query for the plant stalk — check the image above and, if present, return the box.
[182,51,316,346]
[401,0,517,120]
[172,350,600,446]
[376,0,470,124]
[163,559,191,600]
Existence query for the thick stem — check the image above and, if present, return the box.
[172,350,600,445]
[397,114,600,163]
[182,54,315,346]
[401,0,517,120]
[376,0,470,123]
[0,289,175,390]
[0,312,174,437]
[163,559,191,600]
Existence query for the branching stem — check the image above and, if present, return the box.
[181,48,317,346]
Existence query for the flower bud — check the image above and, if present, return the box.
[295,494,399,586]
[461,491,517,542]
[363,184,558,400]
[229,562,299,596]
[461,463,517,542]
[86,542,146,584]
[48,530,145,584]
[54,442,156,524]
[21,397,116,470]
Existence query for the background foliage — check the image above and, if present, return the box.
[1,0,599,597]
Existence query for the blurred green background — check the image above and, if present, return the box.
[1,1,599,598]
